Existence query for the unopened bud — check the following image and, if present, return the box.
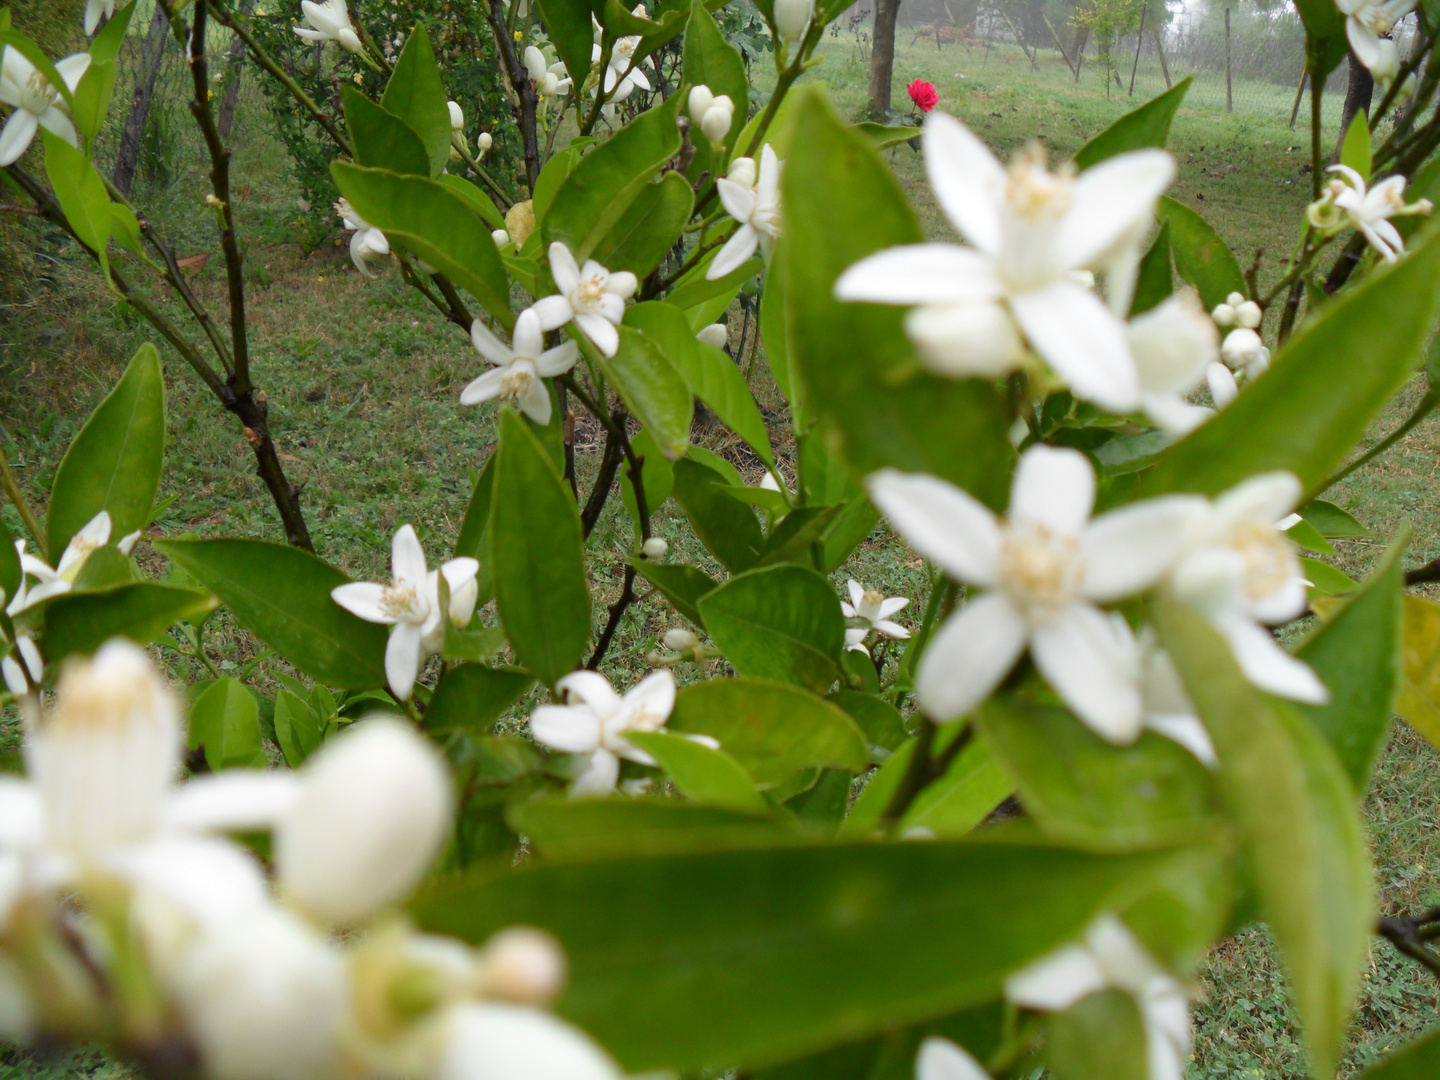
[1225,292,1245,307]
[662,628,698,652]
[727,156,757,189]
[641,537,668,560]
[688,84,714,120]
[696,323,728,349]
[523,46,546,82]
[700,104,732,143]
[1210,303,1235,328]
[448,100,465,131]
[476,927,567,1004]
[478,131,493,152]
[540,72,559,95]
[1234,300,1262,329]
[1206,361,1238,407]
[338,27,362,53]
[492,228,512,249]
[774,0,813,38]
[1220,327,1265,372]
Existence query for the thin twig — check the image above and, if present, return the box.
[581,426,627,537]
[0,441,44,543]
[1324,389,1440,490]
[1379,913,1440,982]
[485,0,541,191]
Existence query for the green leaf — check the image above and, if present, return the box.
[1302,499,1368,537]
[977,698,1220,851]
[70,59,116,145]
[1046,990,1149,1080]
[1340,113,1372,184]
[533,147,580,224]
[189,677,268,770]
[511,798,794,859]
[1154,196,1246,310]
[698,565,843,692]
[41,129,111,282]
[627,301,774,467]
[441,625,507,663]
[1156,600,1374,1080]
[756,504,844,567]
[590,172,694,278]
[48,343,164,564]
[1358,1026,1440,1079]
[538,0,602,106]
[488,410,590,686]
[43,583,217,660]
[0,517,19,601]
[682,0,747,146]
[781,90,1011,510]
[426,664,535,733]
[274,689,327,767]
[899,737,1012,838]
[1129,221,1173,317]
[670,456,765,572]
[464,734,547,786]
[1133,228,1440,501]
[759,257,797,414]
[830,690,908,753]
[343,87,430,176]
[154,538,388,690]
[1295,538,1402,789]
[665,254,762,315]
[597,327,693,461]
[331,162,514,327]
[1295,0,1348,77]
[455,453,495,561]
[632,559,716,626]
[668,678,867,786]
[415,840,1195,1071]
[380,24,451,177]
[620,428,675,525]
[89,2,135,63]
[434,174,506,230]
[109,202,143,257]
[854,121,921,150]
[625,730,772,813]
[1396,595,1440,750]
[1302,556,1359,599]
[1072,78,1192,169]
[543,94,684,262]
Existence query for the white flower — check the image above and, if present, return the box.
[448,100,464,131]
[1337,0,1413,75]
[641,536,668,559]
[461,309,579,425]
[435,1003,620,1080]
[1137,635,1217,768]
[593,11,650,99]
[330,524,480,699]
[273,719,451,924]
[1006,914,1191,1080]
[1370,36,1401,85]
[708,147,782,280]
[662,628,698,652]
[1206,362,1238,408]
[835,113,1175,413]
[336,197,390,278]
[774,0,814,39]
[867,446,1206,739]
[523,46,547,82]
[841,579,911,655]
[530,242,635,359]
[530,670,681,795]
[1168,472,1328,704]
[1126,290,1219,435]
[915,1038,991,1080]
[293,0,363,53]
[174,903,348,1080]
[8,510,114,615]
[83,0,116,34]
[0,47,89,167]
[696,323,728,349]
[548,63,572,96]
[1315,165,1432,262]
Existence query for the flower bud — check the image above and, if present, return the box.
[1225,291,1245,307]
[540,72,559,95]
[524,46,547,82]
[448,100,465,132]
[275,719,452,924]
[696,323,728,349]
[641,537,668,560]
[710,94,734,115]
[773,0,813,39]
[338,27,362,53]
[726,156,757,189]
[688,84,714,120]
[1210,302,1235,328]
[1206,361,1238,408]
[492,228,512,249]
[1372,37,1399,86]
[437,1004,620,1080]
[662,628,698,652]
[700,104,732,143]
[1220,327,1265,372]
[476,926,567,1004]
[478,131,494,152]
[1234,300,1262,329]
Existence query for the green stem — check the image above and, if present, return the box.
[1310,64,1324,201]
[0,440,44,543]
[1322,389,1440,491]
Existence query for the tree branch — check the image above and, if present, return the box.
[581,424,626,537]
[1379,911,1440,982]
[485,0,541,191]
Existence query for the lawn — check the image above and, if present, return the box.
[3,20,1440,1080]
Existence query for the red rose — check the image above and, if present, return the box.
[907,79,938,113]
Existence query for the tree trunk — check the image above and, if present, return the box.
[111,2,169,197]
[217,28,248,140]
[868,0,902,115]
[1335,51,1375,160]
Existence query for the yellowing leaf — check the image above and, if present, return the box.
[1397,595,1440,749]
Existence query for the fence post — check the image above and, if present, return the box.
[1224,6,1233,112]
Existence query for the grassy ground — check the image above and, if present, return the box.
[3,26,1440,1080]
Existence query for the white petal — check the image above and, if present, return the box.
[1213,615,1329,704]
[517,376,554,425]
[904,301,1025,378]
[717,177,758,223]
[460,367,510,406]
[385,622,424,700]
[35,106,76,149]
[1211,472,1302,530]
[916,592,1029,721]
[607,271,638,300]
[530,705,603,753]
[1057,150,1175,271]
[556,670,624,715]
[438,1003,620,1080]
[54,53,92,92]
[834,245,1001,305]
[916,1038,991,1080]
[535,340,581,377]
[1011,283,1141,413]
[923,111,1005,254]
[1010,445,1095,536]
[1031,603,1143,742]
[1005,943,1107,1011]
[163,772,302,833]
[0,778,42,847]
[1081,495,1209,602]
[875,620,911,639]
[471,319,517,366]
[1144,713,1218,768]
[877,596,910,620]
[1144,393,1213,436]
[392,523,429,585]
[548,242,580,294]
[626,64,651,91]
[594,291,625,325]
[1347,20,1385,70]
[1206,362,1238,408]
[0,110,38,167]
[708,223,760,280]
[330,581,394,624]
[529,295,576,332]
[1127,291,1218,394]
[867,470,1001,585]
[845,628,870,650]
[757,144,782,205]
[107,836,269,926]
[620,670,676,727]
[570,748,621,796]
[846,579,866,609]
[575,312,619,357]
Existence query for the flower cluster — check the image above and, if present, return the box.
[1307,164,1432,263]
[688,84,736,144]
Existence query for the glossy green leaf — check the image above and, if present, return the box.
[415,840,1192,1071]
[698,564,843,692]
[1073,78,1192,169]
[89,2,135,63]
[899,737,1011,838]
[1156,600,1374,1080]
[48,343,164,564]
[536,0,594,112]
[1358,1026,1440,1079]
[756,504,843,566]
[1154,196,1246,310]
[489,410,590,686]
[109,202,143,257]
[511,798,795,859]
[597,327,693,461]
[455,453,495,560]
[1302,499,1368,537]
[71,59,116,144]
[682,0,747,145]
[628,301,774,467]
[782,90,1012,510]
[632,559,716,626]
[43,583,216,659]
[331,162,514,327]
[625,730,771,813]
[830,690,908,753]
[855,122,921,150]
[274,689,327,767]
[462,734,546,786]
[543,94,683,261]
[533,147,580,224]
[1340,113,1372,184]
[1129,221,1173,317]
[435,174,506,230]
[1133,227,1440,501]
[666,254,762,316]
[426,664,535,734]
[591,172,694,278]
[1302,556,1359,600]
[155,538,388,689]
[668,678,867,786]
[1296,539,1403,789]
[380,24,451,176]
[343,87,430,175]
[1046,990,1149,1080]
[977,699,1220,851]
[441,625,507,664]
[189,677,268,770]
[42,129,111,280]
[670,456,765,572]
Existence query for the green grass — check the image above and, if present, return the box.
[3,26,1440,1080]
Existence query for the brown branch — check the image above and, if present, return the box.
[1379,911,1440,981]
[581,425,626,537]
[485,0,540,191]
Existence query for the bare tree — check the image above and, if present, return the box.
[869,0,903,113]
